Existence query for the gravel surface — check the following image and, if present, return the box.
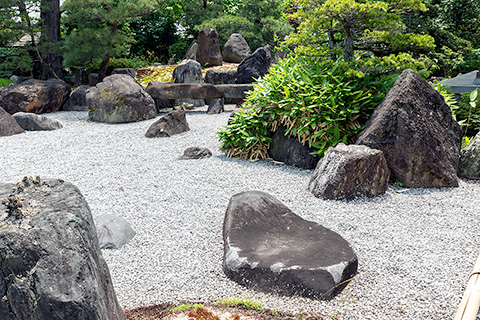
[1,109,479,319]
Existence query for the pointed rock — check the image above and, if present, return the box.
[356,69,462,188]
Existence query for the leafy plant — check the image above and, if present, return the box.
[432,81,458,119]
[170,303,204,312]
[0,78,13,87]
[457,88,480,136]
[217,297,262,310]
[217,55,401,160]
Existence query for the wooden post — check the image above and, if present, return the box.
[454,253,480,320]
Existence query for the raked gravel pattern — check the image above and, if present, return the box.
[1,109,479,319]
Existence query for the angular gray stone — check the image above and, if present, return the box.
[236,45,272,84]
[87,74,156,123]
[309,143,390,200]
[111,68,137,79]
[223,33,251,63]
[215,84,253,99]
[13,112,63,131]
[0,107,24,137]
[459,132,480,179]
[207,98,224,114]
[205,69,237,85]
[223,191,358,299]
[268,125,320,169]
[95,214,135,249]
[179,147,212,160]
[145,109,190,138]
[0,177,125,320]
[172,59,204,108]
[63,85,89,111]
[73,68,89,87]
[196,27,223,67]
[356,69,462,188]
[0,79,71,114]
[184,41,198,61]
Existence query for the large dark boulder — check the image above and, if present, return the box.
[63,85,89,111]
[223,191,358,299]
[196,27,223,67]
[205,69,237,85]
[87,74,156,123]
[223,33,251,63]
[458,132,480,179]
[111,68,137,79]
[356,69,462,188]
[0,79,71,114]
[145,109,190,138]
[0,177,125,320]
[268,125,320,169]
[309,143,390,200]
[236,45,272,84]
[0,107,24,137]
[13,112,63,131]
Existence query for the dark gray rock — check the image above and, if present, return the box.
[216,84,254,99]
[223,191,358,299]
[236,45,272,84]
[172,59,204,108]
[196,27,223,67]
[0,107,25,137]
[179,147,212,160]
[73,69,89,87]
[0,79,71,114]
[95,214,135,249]
[146,83,222,100]
[356,69,462,188]
[12,112,63,131]
[207,98,224,114]
[145,109,190,138]
[0,177,125,320]
[88,73,100,86]
[268,125,320,169]
[459,132,480,179]
[205,69,237,85]
[63,85,89,111]
[223,33,252,63]
[309,143,390,200]
[111,68,137,79]
[87,74,156,123]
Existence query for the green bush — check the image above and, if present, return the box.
[168,42,190,62]
[217,55,401,160]
[0,78,13,87]
[0,47,32,78]
[458,89,480,136]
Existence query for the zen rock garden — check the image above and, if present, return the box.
[0,28,480,320]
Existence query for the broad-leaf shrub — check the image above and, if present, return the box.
[217,56,400,160]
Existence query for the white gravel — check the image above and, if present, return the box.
[1,109,479,319]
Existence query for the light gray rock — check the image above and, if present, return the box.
[13,112,63,131]
[223,33,251,63]
[179,147,212,160]
[459,132,480,179]
[184,41,198,61]
[207,98,224,114]
[0,177,125,320]
[223,191,358,300]
[95,214,135,249]
[145,109,190,138]
[309,143,390,200]
[172,59,204,108]
[87,74,156,123]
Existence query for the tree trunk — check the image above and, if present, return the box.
[98,23,120,80]
[343,24,355,62]
[40,0,64,80]
[327,30,336,60]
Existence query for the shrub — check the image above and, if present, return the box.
[0,47,32,78]
[458,89,480,136]
[168,42,190,62]
[217,55,401,160]
[0,78,13,87]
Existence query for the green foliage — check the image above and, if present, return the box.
[217,297,262,310]
[432,81,458,119]
[168,41,190,62]
[0,47,32,78]
[199,15,258,49]
[217,55,401,160]
[0,78,13,86]
[458,88,480,136]
[170,303,204,312]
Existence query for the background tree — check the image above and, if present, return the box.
[62,0,161,79]
[39,0,63,79]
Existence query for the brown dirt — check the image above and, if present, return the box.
[124,302,336,320]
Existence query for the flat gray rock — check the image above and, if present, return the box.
[145,109,190,138]
[13,112,63,131]
[95,214,135,249]
[223,191,358,299]
[179,147,212,160]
